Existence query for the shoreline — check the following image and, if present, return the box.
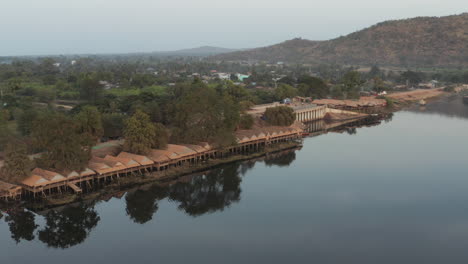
[24,141,302,209]
[1,89,458,208]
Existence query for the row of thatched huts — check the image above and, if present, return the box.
[1,125,303,200]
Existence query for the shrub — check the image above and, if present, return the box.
[264,106,295,126]
[239,114,254,129]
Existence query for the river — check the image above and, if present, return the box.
[1,95,468,264]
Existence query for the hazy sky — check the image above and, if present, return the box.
[1,0,466,56]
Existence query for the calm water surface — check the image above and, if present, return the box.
[1,97,468,264]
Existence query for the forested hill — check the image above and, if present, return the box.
[212,13,468,67]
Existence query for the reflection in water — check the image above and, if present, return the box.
[2,104,468,263]
[168,163,242,217]
[5,208,38,243]
[0,114,398,250]
[409,93,468,119]
[304,113,394,135]
[264,151,296,167]
[125,185,168,224]
[37,204,100,249]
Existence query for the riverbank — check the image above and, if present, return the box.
[387,88,446,103]
[29,141,302,208]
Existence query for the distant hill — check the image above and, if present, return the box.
[154,46,239,57]
[212,13,468,67]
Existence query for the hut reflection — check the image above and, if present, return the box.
[1,149,304,247]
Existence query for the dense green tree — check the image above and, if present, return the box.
[225,82,252,102]
[368,65,383,79]
[78,73,103,103]
[0,115,12,151]
[75,106,104,143]
[274,84,298,100]
[278,76,295,85]
[17,108,38,136]
[31,112,91,171]
[153,123,169,149]
[239,100,255,112]
[330,85,345,99]
[342,71,363,99]
[372,77,387,92]
[263,106,295,126]
[297,76,329,98]
[123,110,168,154]
[399,70,423,86]
[239,114,254,129]
[102,113,126,139]
[171,81,240,146]
[0,142,32,184]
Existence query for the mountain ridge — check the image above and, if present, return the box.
[212,13,468,67]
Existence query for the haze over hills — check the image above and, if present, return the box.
[212,13,468,67]
[153,46,239,57]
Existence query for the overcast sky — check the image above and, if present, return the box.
[1,0,466,56]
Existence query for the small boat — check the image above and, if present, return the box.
[463,96,468,104]
[419,99,427,106]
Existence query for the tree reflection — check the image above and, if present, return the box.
[345,127,357,135]
[264,151,296,167]
[4,208,38,243]
[384,113,394,123]
[239,160,256,176]
[169,163,242,216]
[38,203,100,249]
[125,185,168,224]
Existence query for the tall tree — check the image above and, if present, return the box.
[274,83,298,100]
[102,113,126,139]
[123,110,168,154]
[298,76,329,98]
[78,73,103,103]
[31,112,91,171]
[342,71,363,99]
[0,142,32,183]
[75,106,104,144]
[17,108,38,136]
[171,81,240,146]
[0,115,12,151]
[400,70,423,86]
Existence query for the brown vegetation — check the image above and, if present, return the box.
[213,13,468,67]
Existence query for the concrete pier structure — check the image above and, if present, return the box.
[293,105,327,122]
